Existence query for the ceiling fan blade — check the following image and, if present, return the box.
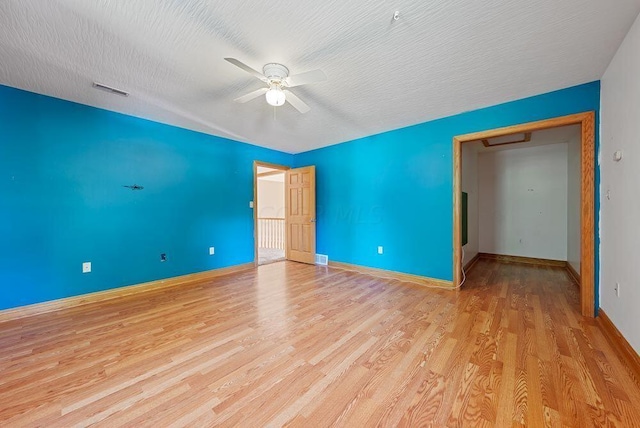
[234,87,268,103]
[224,58,268,82]
[285,69,327,87]
[283,90,310,113]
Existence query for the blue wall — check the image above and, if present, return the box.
[0,82,601,311]
[294,82,600,292]
[0,85,292,310]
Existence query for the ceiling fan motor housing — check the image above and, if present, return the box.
[262,63,289,83]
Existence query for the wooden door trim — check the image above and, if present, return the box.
[453,111,596,317]
[254,161,290,266]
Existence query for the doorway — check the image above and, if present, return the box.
[453,112,596,317]
[253,161,318,266]
[254,162,289,265]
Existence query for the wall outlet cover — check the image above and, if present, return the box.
[82,262,91,273]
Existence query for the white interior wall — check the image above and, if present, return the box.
[567,135,581,273]
[478,143,569,260]
[257,178,285,219]
[461,144,479,266]
[600,12,640,353]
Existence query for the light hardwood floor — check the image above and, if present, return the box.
[0,260,639,427]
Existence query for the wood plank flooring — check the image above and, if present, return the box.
[0,260,639,427]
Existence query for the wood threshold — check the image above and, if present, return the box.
[0,263,254,323]
[478,253,566,268]
[453,111,596,317]
[328,261,453,289]
[598,309,640,383]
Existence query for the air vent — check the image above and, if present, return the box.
[92,82,129,97]
[315,254,328,266]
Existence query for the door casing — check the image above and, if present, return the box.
[452,112,596,317]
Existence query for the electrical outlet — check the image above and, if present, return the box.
[209,247,215,255]
[615,282,620,297]
[377,246,384,255]
[160,253,167,262]
[249,201,254,208]
[82,262,91,273]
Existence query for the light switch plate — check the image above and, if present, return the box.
[82,262,91,273]
[377,246,384,255]
[209,247,215,255]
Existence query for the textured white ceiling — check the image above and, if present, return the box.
[1,1,638,154]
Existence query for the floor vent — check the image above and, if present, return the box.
[315,254,329,266]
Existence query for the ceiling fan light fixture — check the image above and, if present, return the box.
[265,85,286,107]
[225,58,321,113]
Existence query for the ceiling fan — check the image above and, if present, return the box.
[225,58,327,114]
